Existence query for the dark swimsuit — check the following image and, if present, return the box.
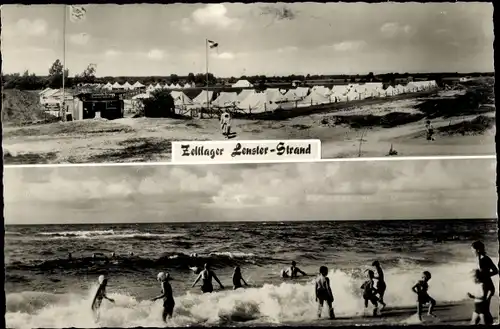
[162,283,175,315]
[201,270,214,293]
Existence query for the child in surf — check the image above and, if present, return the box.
[372,261,387,310]
[151,272,175,322]
[232,266,249,290]
[361,270,380,316]
[468,269,488,325]
[315,266,335,319]
[411,271,436,321]
[91,275,115,321]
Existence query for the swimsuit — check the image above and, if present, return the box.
[201,270,214,293]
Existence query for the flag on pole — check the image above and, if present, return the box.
[207,40,219,49]
[69,5,87,23]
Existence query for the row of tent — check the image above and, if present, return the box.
[78,79,255,92]
[132,80,438,115]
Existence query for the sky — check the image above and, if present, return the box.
[4,159,496,225]
[0,2,494,77]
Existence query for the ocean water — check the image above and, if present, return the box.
[5,219,498,327]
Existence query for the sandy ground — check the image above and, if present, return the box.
[2,95,495,164]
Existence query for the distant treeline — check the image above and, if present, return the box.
[1,58,493,91]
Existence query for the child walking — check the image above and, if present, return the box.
[411,271,436,321]
[468,269,487,325]
[315,266,335,319]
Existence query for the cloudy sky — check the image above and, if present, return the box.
[4,159,496,225]
[1,2,494,77]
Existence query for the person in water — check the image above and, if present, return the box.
[315,266,335,319]
[372,261,387,310]
[467,269,488,325]
[425,120,435,141]
[151,272,175,321]
[411,271,436,321]
[281,261,307,278]
[471,240,498,325]
[361,270,380,316]
[192,263,224,293]
[91,275,115,320]
[232,266,249,290]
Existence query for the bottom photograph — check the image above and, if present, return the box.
[4,158,498,328]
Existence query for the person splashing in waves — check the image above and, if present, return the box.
[91,275,115,321]
[425,120,435,141]
[411,271,436,321]
[361,270,380,316]
[281,261,307,278]
[192,263,224,293]
[471,240,498,325]
[315,266,335,319]
[372,261,387,310]
[232,266,249,290]
[151,272,175,322]
[467,269,489,325]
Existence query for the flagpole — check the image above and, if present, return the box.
[205,38,209,119]
[62,5,67,122]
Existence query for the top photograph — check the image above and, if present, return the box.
[1,2,495,165]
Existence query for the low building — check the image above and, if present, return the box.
[72,91,125,120]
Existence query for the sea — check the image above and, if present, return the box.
[5,219,498,328]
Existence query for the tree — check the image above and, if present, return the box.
[82,64,97,83]
[366,72,375,82]
[48,59,69,88]
[187,73,195,83]
[142,90,176,118]
[169,74,179,84]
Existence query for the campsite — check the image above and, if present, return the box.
[2,75,495,164]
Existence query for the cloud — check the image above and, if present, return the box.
[332,40,367,52]
[104,49,121,57]
[380,22,414,38]
[14,18,48,37]
[147,49,165,60]
[277,46,298,53]
[191,4,241,29]
[69,33,90,45]
[212,52,235,60]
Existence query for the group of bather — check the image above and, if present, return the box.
[91,241,498,325]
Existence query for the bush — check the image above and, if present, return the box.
[437,115,495,136]
[333,112,425,129]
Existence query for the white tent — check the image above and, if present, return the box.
[237,91,277,113]
[345,89,360,101]
[39,88,53,96]
[132,93,151,100]
[122,82,133,90]
[212,92,239,108]
[103,82,113,90]
[295,87,310,98]
[297,91,332,107]
[132,81,145,89]
[237,89,253,102]
[170,91,193,106]
[162,83,171,89]
[146,84,155,92]
[265,88,286,103]
[173,83,182,89]
[330,85,349,102]
[385,86,396,96]
[183,83,192,89]
[153,83,162,90]
[193,90,214,106]
[311,85,331,96]
[112,82,123,89]
[232,79,253,88]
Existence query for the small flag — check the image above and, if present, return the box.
[207,40,219,49]
[69,5,87,23]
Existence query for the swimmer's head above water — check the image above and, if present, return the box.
[319,266,328,276]
[204,263,210,270]
[372,260,380,267]
[422,271,431,281]
[366,270,375,279]
[471,240,486,255]
[291,261,297,267]
[157,272,170,282]
[234,266,241,273]
[98,275,108,285]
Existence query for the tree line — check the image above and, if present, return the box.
[2,59,492,91]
